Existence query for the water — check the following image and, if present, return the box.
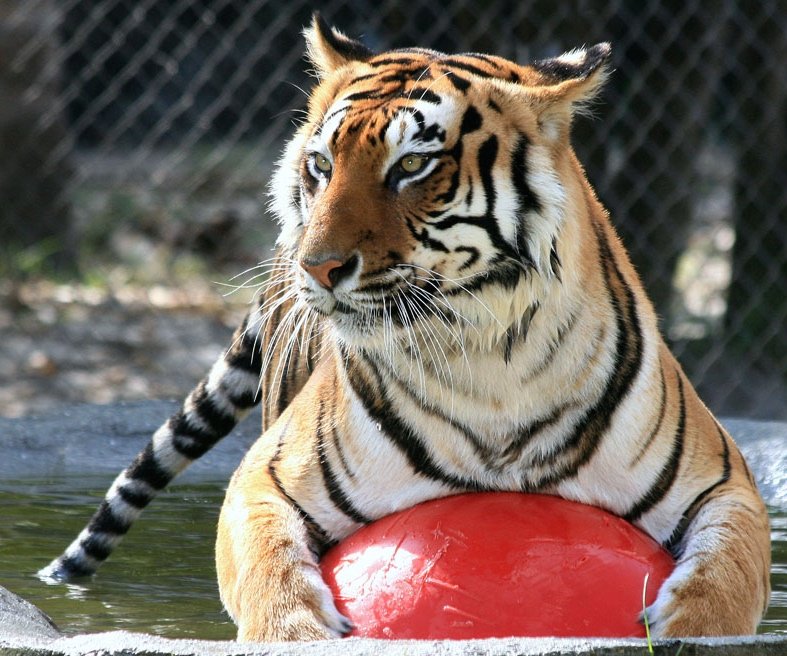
[768,509,787,634]
[0,475,785,639]
[0,476,234,640]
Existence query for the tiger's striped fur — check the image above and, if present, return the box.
[42,15,770,642]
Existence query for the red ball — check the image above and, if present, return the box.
[320,492,674,639]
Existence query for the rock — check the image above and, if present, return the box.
[0,584,60,641]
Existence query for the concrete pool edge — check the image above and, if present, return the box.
[2,585,786,656]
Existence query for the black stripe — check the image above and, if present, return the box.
[342,347,481,490]
[532,221,644,486]
[315,399,371,524]
[87,501,131,536]
[405,217,450,253]
[443,57,520,83]
[502,402,570,469]
[169,407,215,445]
[455,245,480,271]
[267,422,335,553]
[193,380,237,433]
[460,53,501,67]
[276,338,296,418]
[348,72,379,85]
[631,363,668,464]
[226,317,263,376]
[431,136,519,261]
[222,318,264,410]
[460,105,482,135]
[511,134,541,269]
[522,307,582,380]
[475,134,498,209]
[550,241,562,281]
[623,373,686,523]
[127,443,172,490]
[171,432,212,460]
[435,167,461,205]
[343,89,387,102]
[503,303,538,364]
[227,385,260,410]
[442,58,498,80]
[409,88,442,105]
[377,117,393,147]
[306,323,321,376]
[57,556,94,577]
[443,70,471,92]
[81,535,112,561]
[375,356,490,461]
[330,117,346,148]
[436,259,523,301]
[169,389,232,460]
[355,278,399,295]
[331,414,356,481]
[378,72,411,86]
[464,185,473,207]
[369,56,424,68]
[434,124,466,205]
[117,484,153,509]
[664,422,731,556]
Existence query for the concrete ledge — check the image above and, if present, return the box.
[2,625,787,656]
[2,585,786,656]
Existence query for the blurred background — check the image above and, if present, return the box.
[1,0,785,419]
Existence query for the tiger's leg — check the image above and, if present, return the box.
[216,434,350,642]
[649,472,771,636]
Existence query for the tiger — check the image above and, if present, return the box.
[40,14,771,642]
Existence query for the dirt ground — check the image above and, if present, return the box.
[0,279,249,418]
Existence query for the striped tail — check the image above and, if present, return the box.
[38,310,264,581]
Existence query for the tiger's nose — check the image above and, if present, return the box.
[300,254,359,290]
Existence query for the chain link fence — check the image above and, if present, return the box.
[2,0,786,419]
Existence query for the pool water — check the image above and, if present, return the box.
[0,477,234,640]
[0,475,785,639]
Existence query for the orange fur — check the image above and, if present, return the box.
[216,17,770,641]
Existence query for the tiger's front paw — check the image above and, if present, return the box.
[644,562,758,637]
[235,561,352,642]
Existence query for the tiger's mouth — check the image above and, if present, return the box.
[302,269,476,350]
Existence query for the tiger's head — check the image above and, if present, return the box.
[270,15,610,352]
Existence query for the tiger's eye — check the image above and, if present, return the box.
[314,153,332,173]
[400,154,426,174]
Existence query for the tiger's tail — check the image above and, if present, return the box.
[37,309,264,581]
[38,249,322,581]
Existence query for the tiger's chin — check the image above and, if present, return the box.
[329,312,383,344]
[324,307,447,356]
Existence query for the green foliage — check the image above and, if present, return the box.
[0,238,71,281]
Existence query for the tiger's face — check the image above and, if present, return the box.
[271,34,610,350]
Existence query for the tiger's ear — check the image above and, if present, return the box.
[304,13,374,78]
[522,43,612,140]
